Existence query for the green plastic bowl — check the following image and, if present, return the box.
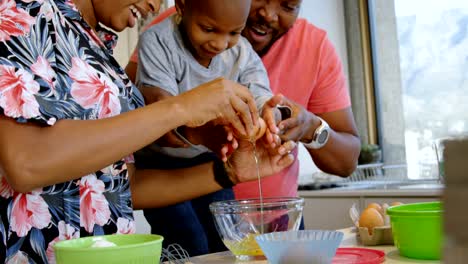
[54,234,163,264]
[387,201,443,260]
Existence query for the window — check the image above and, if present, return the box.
[368,0,468,179]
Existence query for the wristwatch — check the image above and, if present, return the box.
[301,117,331,149]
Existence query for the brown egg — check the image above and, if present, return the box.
[390,202,404,207]
[366,203,383,215]
[359,208,385,235]
[381,203,390,225]
[255,118,267,140]
[234,118,267,141]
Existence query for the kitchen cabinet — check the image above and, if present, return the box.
[299,188,441,230]
[302,197,360,230]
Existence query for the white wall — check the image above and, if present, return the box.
[296,1,349,183]
[299,0,349,80]
[114,28,139,67]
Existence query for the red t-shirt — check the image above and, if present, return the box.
[131,9,351,199]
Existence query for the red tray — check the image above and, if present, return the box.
[332,247,385,264]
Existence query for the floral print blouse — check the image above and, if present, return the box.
[0,0,145,263]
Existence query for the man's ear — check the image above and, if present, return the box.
[175,0,185,17]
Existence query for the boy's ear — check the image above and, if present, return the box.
[175,0,185,16]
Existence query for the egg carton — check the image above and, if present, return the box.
[349,203,394,246]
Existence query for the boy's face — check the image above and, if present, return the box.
[177,0,251,66]
[242,0,302,56]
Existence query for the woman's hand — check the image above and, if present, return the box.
[139,86,189,148]
[174,78,259,139]
[226,139,296,184]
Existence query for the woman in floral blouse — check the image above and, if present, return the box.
[0,0,296,263]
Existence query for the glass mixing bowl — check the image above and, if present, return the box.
[209,197,304,261]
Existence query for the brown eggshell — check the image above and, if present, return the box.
[359,208,385,235]
[366,203,384,216]
[235,118,267,141]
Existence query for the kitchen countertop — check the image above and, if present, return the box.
[298,188,442,197]
[298,182,443,197]
[187,228,441,264]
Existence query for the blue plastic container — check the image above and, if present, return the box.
[255,230,343,264]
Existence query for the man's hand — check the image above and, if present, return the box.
[274,96,320,143]
[226,138,296,184]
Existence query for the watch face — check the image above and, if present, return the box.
[317,130,329,144]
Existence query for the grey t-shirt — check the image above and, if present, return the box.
[137,16,272,158]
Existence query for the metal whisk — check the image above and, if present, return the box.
[160,243,191,264]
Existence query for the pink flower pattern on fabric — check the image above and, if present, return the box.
[45,221,80,264]
[0,1,143,262]
[6,251,29,264]
[31,56,56,89]
[0,0,35,42]
[10,190,52,237]
[116,217,136,235]
[0,65,41,118]
[79,175,111,233]
[22,0,45,3]
[69,58,121,119]
[0,176,14,199]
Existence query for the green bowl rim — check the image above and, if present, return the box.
[387,201,442,217]
[53,234,163,252]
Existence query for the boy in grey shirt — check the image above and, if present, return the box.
[137,0,273,158]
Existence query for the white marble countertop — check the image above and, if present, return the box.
[186,228,441,264]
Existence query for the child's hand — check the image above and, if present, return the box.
[261,94,286,147]
[184,123,239,161]
[218,127,238,161]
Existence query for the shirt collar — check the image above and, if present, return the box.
[53,0,119,51]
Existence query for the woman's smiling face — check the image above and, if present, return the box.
[77,0,160,31]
